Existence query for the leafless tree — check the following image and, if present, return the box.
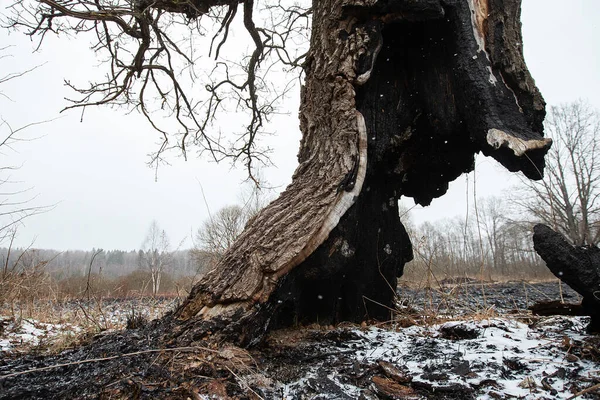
[477,196,507,275]
[2,0,551,346]
[192,183,269,270]
[516,101,600,246]
[138,220,172,296]
[196,205,246,256]
[402,193,554,283]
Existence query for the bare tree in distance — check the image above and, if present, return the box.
[192,184,271,275]
[516,101,600,246]
[138,221,172,296]
[477,196,507,276]
[196,205,246,256]
[190,205,246,285]
[402,198,551,284]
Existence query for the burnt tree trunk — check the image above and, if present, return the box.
[168,0,551,346]
[533,224,600,333]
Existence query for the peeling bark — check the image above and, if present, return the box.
[169,0,550,346]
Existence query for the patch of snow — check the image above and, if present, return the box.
[0,338,11,351]
[0,316,81,353]
[277,316,598,399]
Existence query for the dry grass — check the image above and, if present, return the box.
[0,293,180,355]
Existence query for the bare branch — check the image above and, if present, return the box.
[3,0,311,178]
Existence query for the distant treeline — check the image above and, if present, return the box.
[0,248,212,279]
[401,198,555,284]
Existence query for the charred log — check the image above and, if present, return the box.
[529,300,586,317]
[533,224,600,333]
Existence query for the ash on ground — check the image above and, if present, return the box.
[396,280,581,316]
[0,281,598,399]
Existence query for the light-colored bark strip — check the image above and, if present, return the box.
[175,0,373,321]
[468,0,489,52]
[487,128,552,157]
[255,110,368,302]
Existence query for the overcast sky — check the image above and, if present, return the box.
[1,0,599,251]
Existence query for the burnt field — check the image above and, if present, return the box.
[0,280,598,399]
[397,280,582,316]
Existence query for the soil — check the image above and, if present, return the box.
[0,281,598,400]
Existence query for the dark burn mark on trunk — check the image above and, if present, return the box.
[342,0,445,22]
[338,155,359,192]
[358,15,476,206]
[364,0,549,206]
[264,0,550,329]
[355,20,383,81]
[484,0,546,135]
[442,0,549,179]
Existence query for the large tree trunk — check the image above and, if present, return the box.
[168,0,550,346]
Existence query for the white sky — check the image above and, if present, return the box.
[1,0,599,250]
[404,1,600,224]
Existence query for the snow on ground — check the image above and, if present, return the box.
[279,316,599,399]
[1,294,598,399]
[0,297,178,353]
[0,316,82,352]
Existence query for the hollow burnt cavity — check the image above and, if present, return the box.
[369,0,551,205]
[357,13,477,207]
[261,0,552,330]
[168,0,552,346]
[348,0,553,206]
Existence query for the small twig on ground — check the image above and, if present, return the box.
[567,382,600,400]
[0,346,220,380]
[299,349,356,362]
[224,365,265,400]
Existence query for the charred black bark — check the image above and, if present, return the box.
[360,12,479,207]
[264,0,550,329]
[268,153,413,327]
[529,300,586,317]
[533,224,600,333]
[269,205,410,326]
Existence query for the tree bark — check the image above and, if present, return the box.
[533,224,600,333]
[168,0,550,346]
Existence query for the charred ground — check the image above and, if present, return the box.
[1,281,599,399]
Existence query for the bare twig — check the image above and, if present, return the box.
[567,383,600,400]
[4,0,310,178]
[0,345,221,380]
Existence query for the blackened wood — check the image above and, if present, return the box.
[170,0,552,345]
[529,300,586,317]
[533,224,600,333]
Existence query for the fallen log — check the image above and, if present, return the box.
[529,300,585,317]
[532,224,600,333]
